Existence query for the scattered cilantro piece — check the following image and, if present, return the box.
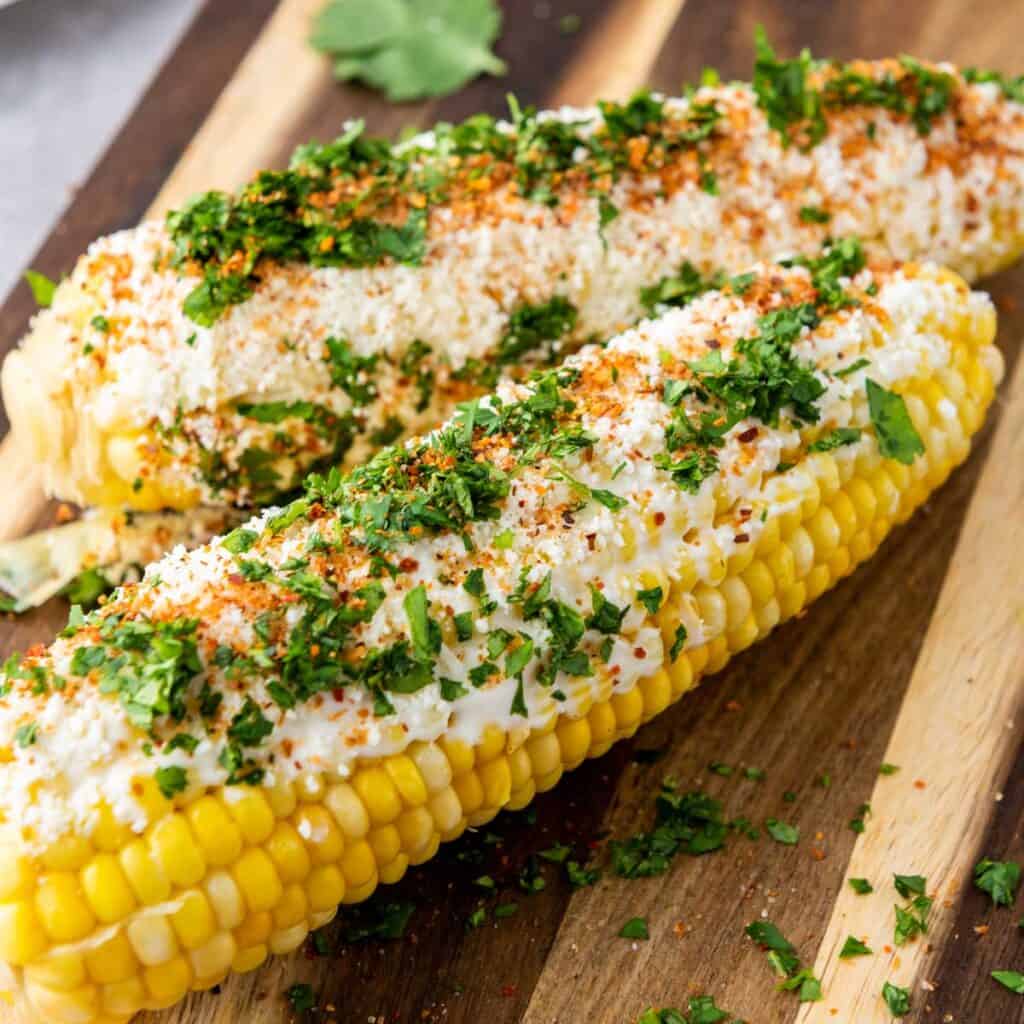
[882,981,911,1017]
[285,982,317,1013]
[866,379,925,463]
[342,900,416,942]
[610,783,727,878]
[619,916,650,940]
[640,261,726,315]
[840,935,873,958]
[466,906,487,929]
[850,802,870,833]
[539,843,570,864]
[746,919,800,977]
[494,902,518,919]
[154,765,188,799]
[765,819,799,845]
[849,877,874,895]
[893,874,926,899]
[808,427,860,452]
[13,722,37,748]
[637,586,663,614]
[25,269,57,308]
[566,860,601,888]
[310,0,507,102]
[669,625,688,661]
[743,766,766,781]
[799,205,831,223]
[708,761,732,777]
[992,970,1024,995]
[835,357,870,378]
[894,894,932,946]
[879,762,900,775]
[974,859,1021,908]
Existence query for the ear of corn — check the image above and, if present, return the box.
[0,256,1002,1023]
[3,66,1022,521]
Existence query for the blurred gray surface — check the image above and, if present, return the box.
[0,0,202,298]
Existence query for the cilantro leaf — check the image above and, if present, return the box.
[974,859,1021,908]
[765,819,799,845]
[310,0,507,102]
[840,935,873,958]
[882,981,911,1017]
[866,379,925,464]
[849,877,874,895]
[992,970,1024,995]
[154,765,188,799]
[619,916,649,940]
[285,982,317,1012]
[25,269,58,308]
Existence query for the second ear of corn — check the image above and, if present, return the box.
[3,66,1022,519]
[0,254,1002,1023]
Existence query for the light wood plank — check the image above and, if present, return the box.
[795,352,1024,1022]
[148,0,330,216]
[550,0,687,106]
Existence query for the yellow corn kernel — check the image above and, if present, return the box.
[324,782,370,839]
[100,977,146,1017]
[265,779,298,819]
[379,855,409,885]
[266,822,312,884]
[339,839,377,890]
[409,742,452,793]
[384,754,429,806]
[231,944,268,974]
[352,767,402,826]
[610,687,644,734]
[119,839,171,906]
[306,865,346,912]
[81,853,137,924]
[24,951,87,992]
[396,807,434,854]
[233,849,283,914]
[439,736,474,776]
[638,668,672,720]
[91,805,133,854]
[295,773,326,803]
[189,932,235,987]
[0,843,36,901]
[428,788,463,834]
[41,834,92,872]
[204,870,245,931]
[233,912,271,949]
[148,815,205,888]
[35,873,96,943]
[269,922,309,956]
[84,932,137,986]
[293,805,344,865]
[23,978,98,1024]
[477,758,512,809]
[125,915,177,967]
[222,789,275,845]
[368,825,401,865]
[451,771,484,816]
[587,702,617,754]
[185,797,243,867]
[170,889,216,950]
[787,526,815,579]
[143,955,191,1008]
[272,884,308,931]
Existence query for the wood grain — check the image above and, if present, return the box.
[1,1,1023,1022]
[797,344,1024,1023]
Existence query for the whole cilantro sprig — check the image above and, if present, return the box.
[310,0,507,102]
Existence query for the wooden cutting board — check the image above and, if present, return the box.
[1,1,1023,1021]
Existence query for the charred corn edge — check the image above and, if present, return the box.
[0,311,999,1024]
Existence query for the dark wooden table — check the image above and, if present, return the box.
[1,2,1023,1022]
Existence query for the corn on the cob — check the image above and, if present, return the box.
[0,249,1001,1022]
[3,59,1022,519]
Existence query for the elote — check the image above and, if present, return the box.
[0,247,1002,1022]
[4,54,1023,519]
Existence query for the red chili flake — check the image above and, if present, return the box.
[331,688,345,702]
[228,573,245,585]
[399,557,420,573]
[500,985,518,998]
[725,699,743,712]
[914,779,927,790]
[737,426,759,443]
[734,532,749,544]
[706,338,721,350]
[633,647,647,659]
[654,511,666,526]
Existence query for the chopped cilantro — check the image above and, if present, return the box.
[808,427,860,452]
[637,586,663,614]
[13,722,37,748]
[566,860,601,888]
[619,916,649,940]
[669,624,688,661]
[893,874,926,899]
[154,765,188,799]
[974,859,1021,908]
[285,982,317,1013]
[765,819,799,845]
[640,261,726,315]
[799,205,831,223]
[25,269,57,308]
[866,379,925,463]
[849,877,874,895]
[882,981,911,1017]
[404,584,442,661]
[879,762,900,775]
[342,899,416,942]
[992,970,1024,995]
[835,357,870,378]
[840,935,873,958]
